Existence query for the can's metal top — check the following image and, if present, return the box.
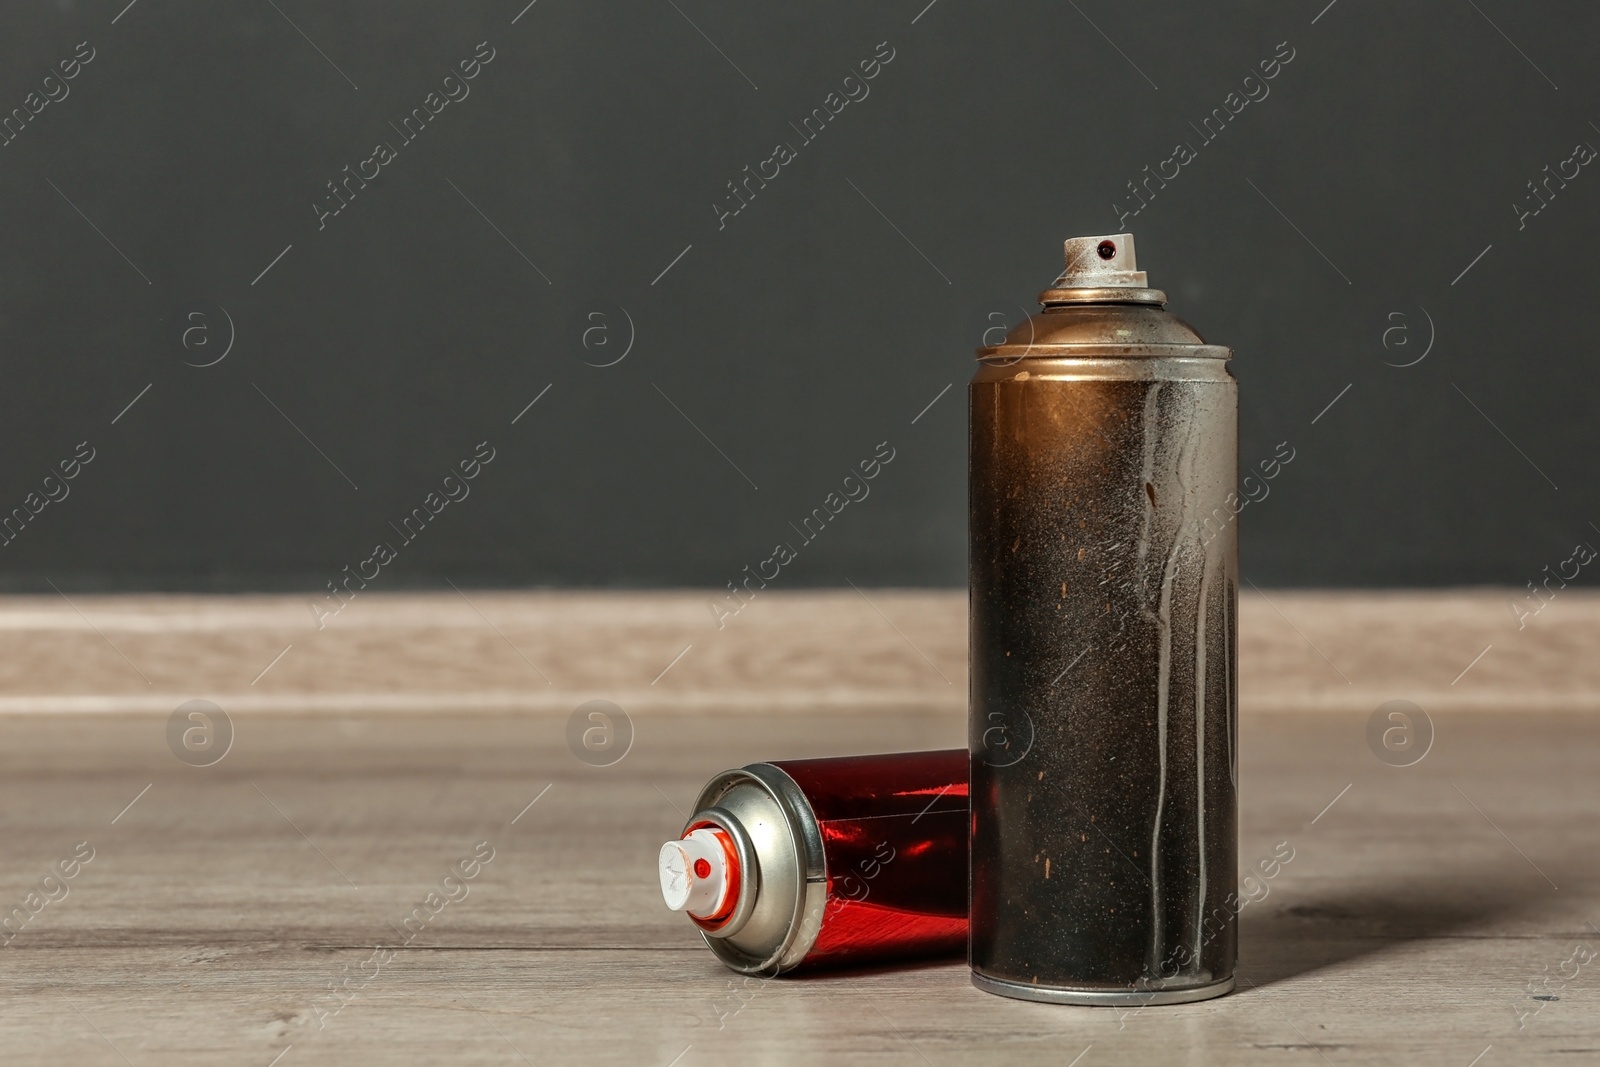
[976,232,1230,362]
[674,764,828,975]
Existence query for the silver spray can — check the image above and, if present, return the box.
[968,233,1238,1004]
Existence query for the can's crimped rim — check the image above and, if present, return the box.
[684,764,829,975]
[972,970,1235,1006]
[976,343,1233,362]
[1038,286,1168,306]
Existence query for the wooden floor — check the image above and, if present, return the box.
[0,591,1595,1064]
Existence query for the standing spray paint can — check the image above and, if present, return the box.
[657,750,967,973]
[969,234,1238,1004]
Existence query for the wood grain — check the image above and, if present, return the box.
[0,708,1594,1064]
[0,588,1593,714]
[0,591,1594,1063]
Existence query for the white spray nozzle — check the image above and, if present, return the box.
[658,827,735,918]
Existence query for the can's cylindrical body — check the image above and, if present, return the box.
[968,234,1238,1005]
[671,750,967,974]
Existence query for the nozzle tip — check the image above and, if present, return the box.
[1058,233,1148,288]
[658,827,735,918]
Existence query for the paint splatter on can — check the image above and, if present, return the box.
[969,234,1238,1004]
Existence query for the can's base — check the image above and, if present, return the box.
[971,970,1235,1006]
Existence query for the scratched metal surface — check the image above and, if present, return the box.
[970,353,1239,997]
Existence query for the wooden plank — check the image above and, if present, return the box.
[0,589,1593,714]
[0,702,1594,1063]
[0,592,1594,1061]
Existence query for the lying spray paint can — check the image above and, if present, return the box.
[658,750,967,973]
[969,234,1238,1004]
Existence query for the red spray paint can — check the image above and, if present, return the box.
[658,750,967,973]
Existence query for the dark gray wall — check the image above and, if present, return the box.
[1,0,1594,592]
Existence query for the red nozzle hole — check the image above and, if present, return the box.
[693,858,712,879]
[1097,240,1117,260]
